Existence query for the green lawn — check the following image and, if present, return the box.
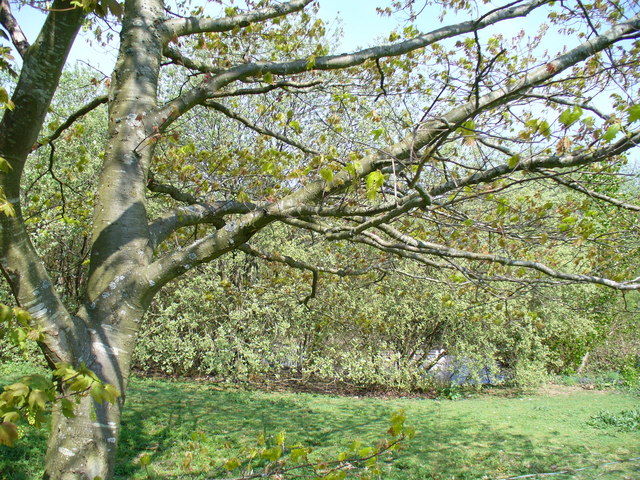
[1,373,638,479]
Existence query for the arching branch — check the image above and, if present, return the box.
[547,174,640,212]
[150,0,552,131]
[238,243,378,304]
[161,0,313,39]
[147,171,199,204]
[372,225,640,290]
[204,101,320,155]
[34,94,108,150]
[148,200,260,250]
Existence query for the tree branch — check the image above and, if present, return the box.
[0,0,29,58]
[273,129,640,222]
[146,170,199,204]
[238,243,378,303]
[0,0,87,364]
[208,80,322,98]
[547,174,640,211]
[143,10,640,293]
[150,0,551,131]
[148,200,260,250]
[524,93,612,121]
[204,101,320,155]
[162,46,222,74]
[372,224,640,290]
[142,208,273,290]
[34,94,108,150]
[161,0,313,39]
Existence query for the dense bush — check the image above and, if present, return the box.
[129,235,638,389]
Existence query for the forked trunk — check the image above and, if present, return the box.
[40,1,167,476]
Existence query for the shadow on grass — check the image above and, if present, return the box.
[110,379,607,480]
[1,377,637,480]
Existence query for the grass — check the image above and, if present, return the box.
[1,373,639,480]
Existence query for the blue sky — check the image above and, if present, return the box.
[11,0,561,75]
[12,1,407,72]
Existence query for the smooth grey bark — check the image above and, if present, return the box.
[0,0,85,363]
[39,0,167,474]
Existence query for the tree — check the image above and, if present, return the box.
[1,0,639,478]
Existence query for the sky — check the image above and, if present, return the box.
[12,0,408,73]
[6,1,638,163]
[9,0,558,76]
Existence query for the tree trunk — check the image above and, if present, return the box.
[43,395,123,480]
[41,300,142,479]
[576,351,590,375]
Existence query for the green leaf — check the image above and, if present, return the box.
[538,120,551,139]
[558,106,583,127]
[61,399,76,418]
[0,88,8,105]
[0,156,12,174]
[8,327,27,347]
[139,453,151,467]
[22,374,52,391]
[261,446,282,461]
[388,409,406,436]
[602,123,621,142]
[0,195,16,217]
[507,154,521,169]
[403,426,416,439]
[224,457,241,471]
[53,362,76,380]
[290,448,309,463]
[289,120,301,133]
[91,384,106,404]
[525,118,551,139]
[2,411,20,424]
[359,446,374,457]
[27,389,49,411]
[103,384,120,403]
[0,422,18,447]
[263,72,273,84]
[345,161,361,178]
[319,167,333,183]
[237,190,250,203]
[13,307,30,327]
[0,303,11,322]
[627,104,640,123]
[371,128,385,140]
[325,472,347,480]
[69,376,93,392]
[349,440,362,453]
[5,382,29,399]
[306,55,316,69]
[458,119,476,138]
[365,171,385,201]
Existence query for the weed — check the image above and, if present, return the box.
[588,409,640,432]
